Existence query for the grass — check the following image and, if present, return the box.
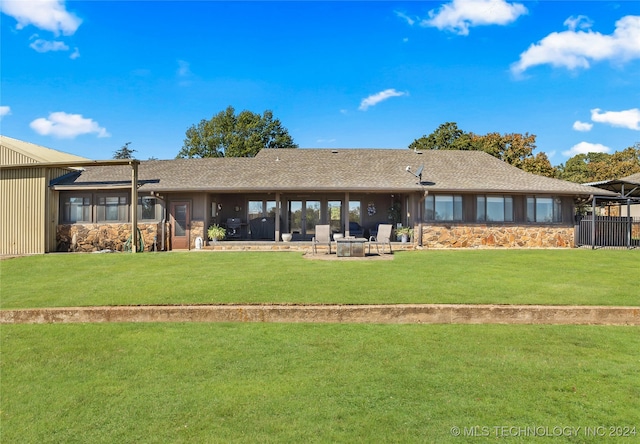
[1,250,639,309]
[2,323,638,443]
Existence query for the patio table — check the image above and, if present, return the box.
[336,237,367,257]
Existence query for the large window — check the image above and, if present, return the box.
[328,200,342,233]
[348,201,361,223]
[97,195,128,222]
[248,200,277,220]
[477,195,513,222]
[527,196,562,223]
[425,195,463,221]
[62,196,91,223]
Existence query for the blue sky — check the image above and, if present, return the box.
[1,1,639,166]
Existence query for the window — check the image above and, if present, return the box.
[62,196,91,223]
[425,195,462,221]
[138,196,157,220]
[97,195,128,222]
[328,200,342,233]
[527,196,562,223]
[248,200,277,220]
[348,201,361,223]
[477,195,513,222]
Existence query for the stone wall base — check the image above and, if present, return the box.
[57,223,162,252]
[421,224,575,248]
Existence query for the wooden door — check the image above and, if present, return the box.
[170,201,190,250]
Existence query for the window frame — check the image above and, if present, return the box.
[424,194,463,222]
[476,195,514,223]
[96,194,129,223]
[526,196,562,224]
[138,196,159,221]
[61,194,92,223]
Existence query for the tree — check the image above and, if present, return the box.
[177,106,298,158]
[557,145,640,183]
[409,122,474,151]
[113,142,136,159]
[409,122,557,177]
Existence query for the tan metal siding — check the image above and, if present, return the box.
[1,168,46,255]
[0,146,39,165]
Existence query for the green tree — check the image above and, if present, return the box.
[557,145,640,183]
[409,122,474,151]
[409,123,557,177]
[113,142,136,159]
[178,106,298,158]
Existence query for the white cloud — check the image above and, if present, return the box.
[0,0,81,35]
[591,108,640,130]
[0,106,11,119]
[30,112,110,139]
[359,89,407,111]
[572,121,593,132]
[512,15,640,74]
[562,142,611,157]
[395,11,416,26]
[563,15,593,32]
[29,38,69,53]
[70,47,80,59]
[422,0,527,36]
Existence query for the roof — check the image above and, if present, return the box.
[54,148,616,196]
[584,171,640,198]
[1,135,88,165]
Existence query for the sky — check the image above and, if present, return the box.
[1,0,639,166]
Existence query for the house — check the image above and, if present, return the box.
[2,135,619,254]
[49,146,621,252]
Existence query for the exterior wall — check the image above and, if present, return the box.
[1,146,39,165]
[57,223,161,252]
[420,224,575,248]
[1,167,46,255]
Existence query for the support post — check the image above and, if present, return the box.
[275,192,281,242]
[131,161,139,253]
[344,192,350,237]
[591,196,596,250]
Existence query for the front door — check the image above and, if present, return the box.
[170,201,190,250]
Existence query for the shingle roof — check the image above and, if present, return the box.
[1,135,88,164]
[57,148,615,196]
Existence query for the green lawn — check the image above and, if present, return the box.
[1,250,638,308]
[2,323,638,443]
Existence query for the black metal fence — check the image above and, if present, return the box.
[575,216,640,249]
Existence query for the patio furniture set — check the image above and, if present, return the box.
[312,224,393,257]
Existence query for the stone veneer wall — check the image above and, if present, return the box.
[420,224,575,248]
[57,223,161,252]
[189,220,205,249]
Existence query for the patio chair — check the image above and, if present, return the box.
[368,224,393,254]
[312,224,332,254]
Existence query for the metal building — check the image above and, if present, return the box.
[1,136,87,255]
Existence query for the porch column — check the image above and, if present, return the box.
[591,196,596,250]
[275,192,281,242]
[344,192,350,236]
[131,161,139,253]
